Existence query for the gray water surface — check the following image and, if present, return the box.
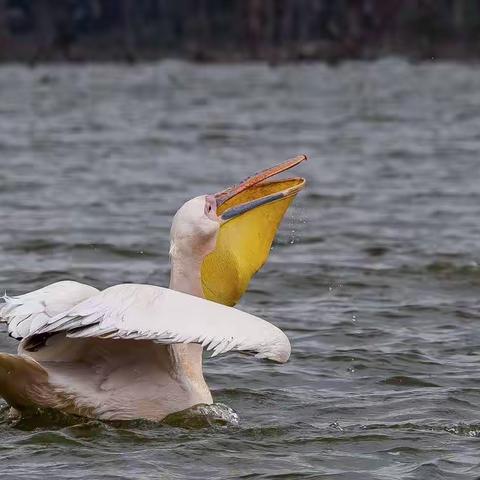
[0,59,480,479]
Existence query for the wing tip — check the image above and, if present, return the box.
[255,330,291,363]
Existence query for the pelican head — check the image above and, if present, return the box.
[170,155,307,306]
[170,195,220,260]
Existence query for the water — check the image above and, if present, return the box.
[0,59,479,479]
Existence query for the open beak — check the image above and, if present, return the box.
[214,154,307,221]
[201,155,307,306]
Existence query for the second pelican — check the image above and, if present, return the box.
[0,155,307,421]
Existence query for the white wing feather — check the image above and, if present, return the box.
[32,284,291,363]
[0,281,99,339]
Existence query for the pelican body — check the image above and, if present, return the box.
[0,156,306,421]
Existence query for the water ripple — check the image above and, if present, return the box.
[0,59,480,478]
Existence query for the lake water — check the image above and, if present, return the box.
[0,59,479,479]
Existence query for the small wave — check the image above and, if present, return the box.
[3,239,63,253]
[363,421,480,438]
[442,423,480,437]
[395,260,480,280]
[305,192,355,205]
[363,245,389,257]
[425,260,480,276]
[381,375,440,388]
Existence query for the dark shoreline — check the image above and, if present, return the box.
[2,42,480,66]
[2,1,480,65]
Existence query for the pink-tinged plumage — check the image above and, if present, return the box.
[0,156,307,421]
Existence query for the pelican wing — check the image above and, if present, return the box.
[0,281,99,339]
[33,284,291,363]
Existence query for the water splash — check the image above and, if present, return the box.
[163,403,239,429]
[0,402,239,431]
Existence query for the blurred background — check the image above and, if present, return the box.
[1,2,480,480]
[1,0,480,62]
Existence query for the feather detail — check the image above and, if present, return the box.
[0,281,99,339]
[30,283,291,363]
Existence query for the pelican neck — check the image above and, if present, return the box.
[169,254,205,299]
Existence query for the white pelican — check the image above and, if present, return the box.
[0,155,306,421]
